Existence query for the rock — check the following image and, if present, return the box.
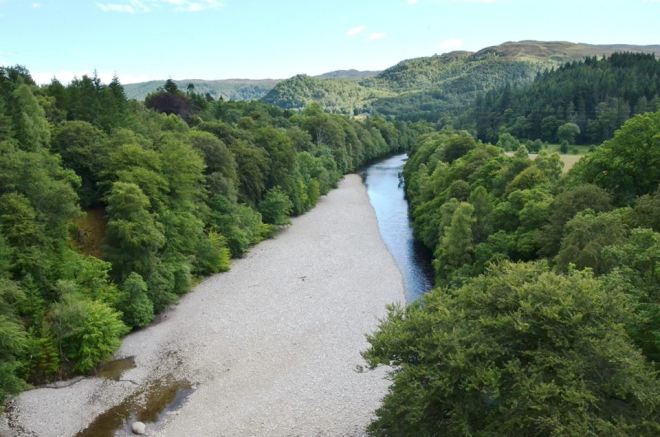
[132,421,146,435]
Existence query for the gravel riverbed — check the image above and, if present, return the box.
[1,174,405,437]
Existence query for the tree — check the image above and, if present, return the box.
[363,262,660,437]
[602,228,660,363]
[433,202,475,286]
[557,122,580,144]
[0,279,28,403]
[104,182,165,281]
[51,121,108,206]
[258,187,293,225]
[554,209,628,275]
[11,85,50,151]
[574,111,660,204]
[52,293,128,373]
[118,273,154,329]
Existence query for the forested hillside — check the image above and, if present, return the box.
[363,112,660,435]
[469,52,660,144]
[0,66,427,404]
[262,74,395,115]
[124,78,280,101]
[262,41,660,121]
[123,70,380,102]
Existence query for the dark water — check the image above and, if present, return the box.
[363,154,434,302]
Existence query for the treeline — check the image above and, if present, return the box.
[469,52,660,145]
[0,67,424,403]
[363,112,660,435]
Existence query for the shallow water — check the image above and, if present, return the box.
[363,154,434,302]
[75,376,193,437]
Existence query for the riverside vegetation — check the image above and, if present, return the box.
[362,108,660,434]
[0,66,427,404]
[2,44,660,437]
[359,51,660,436]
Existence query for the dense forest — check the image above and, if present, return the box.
[362,111,660,435]
[124,78,281,102]
[469,52,660,145]
[0,65,428,404]
[262,41,660,122]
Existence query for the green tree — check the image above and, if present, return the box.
[11,85,50,151]
[52,293,128,373]
[555,209,628,275]
[104,182,165,281]
[363,262,660,437]
[118,273,154,329]
[574,111,660,204]
[603,228,660,364]
[433,202,475,286]
[258,187,293,225]
[556,122,580,144]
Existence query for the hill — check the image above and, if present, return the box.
[123,70,380,101]
[123,78,281,101]
[262,41,660,120]
[315,69,381,80]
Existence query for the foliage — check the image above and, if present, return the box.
[364,262,660,436]
[0,65,413,393]
[573,110,660,204]
[258,187,293,225]
[51,293,128,373]
[471,53,660,145]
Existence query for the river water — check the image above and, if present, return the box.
[363,154,434,302]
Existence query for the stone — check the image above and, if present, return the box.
[132,421,146,435]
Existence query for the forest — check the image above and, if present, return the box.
[0,65,427,404]
[362,111,660,435]
[468,52,660,145]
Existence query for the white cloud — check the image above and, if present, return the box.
[369,32,386,41]
[97,3,135,13]
[32,3,41,8]
[408,0,419,3]
[438,38,463,51]
[97,0,222,13]
[31,70,154,86]
[347,25,366,36]
[642,0,660,3]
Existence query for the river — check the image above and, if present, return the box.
[363,154,434,302]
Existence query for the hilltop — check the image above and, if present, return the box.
[263,41,660,119]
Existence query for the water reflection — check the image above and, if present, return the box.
[363,154,434,302]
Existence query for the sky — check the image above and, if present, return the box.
[0,0,659,85]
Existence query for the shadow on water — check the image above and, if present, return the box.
[363,154,435,302]
[95,357,136,381]
[75,374,194,437]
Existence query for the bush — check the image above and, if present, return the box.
[258,187,293,225]
[52,294,128,373]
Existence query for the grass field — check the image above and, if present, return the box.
[505,146,588,173]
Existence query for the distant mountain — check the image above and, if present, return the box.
[123,69,380,101]
[123,78,281,101]
[314,69,381,80]
[262,41,660,120]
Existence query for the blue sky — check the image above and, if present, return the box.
[1,0,659,84]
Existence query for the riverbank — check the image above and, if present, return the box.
[2,174,405,437]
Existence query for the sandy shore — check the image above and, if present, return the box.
[2,174,405,437]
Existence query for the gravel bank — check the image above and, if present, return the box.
[2,174,405,437]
